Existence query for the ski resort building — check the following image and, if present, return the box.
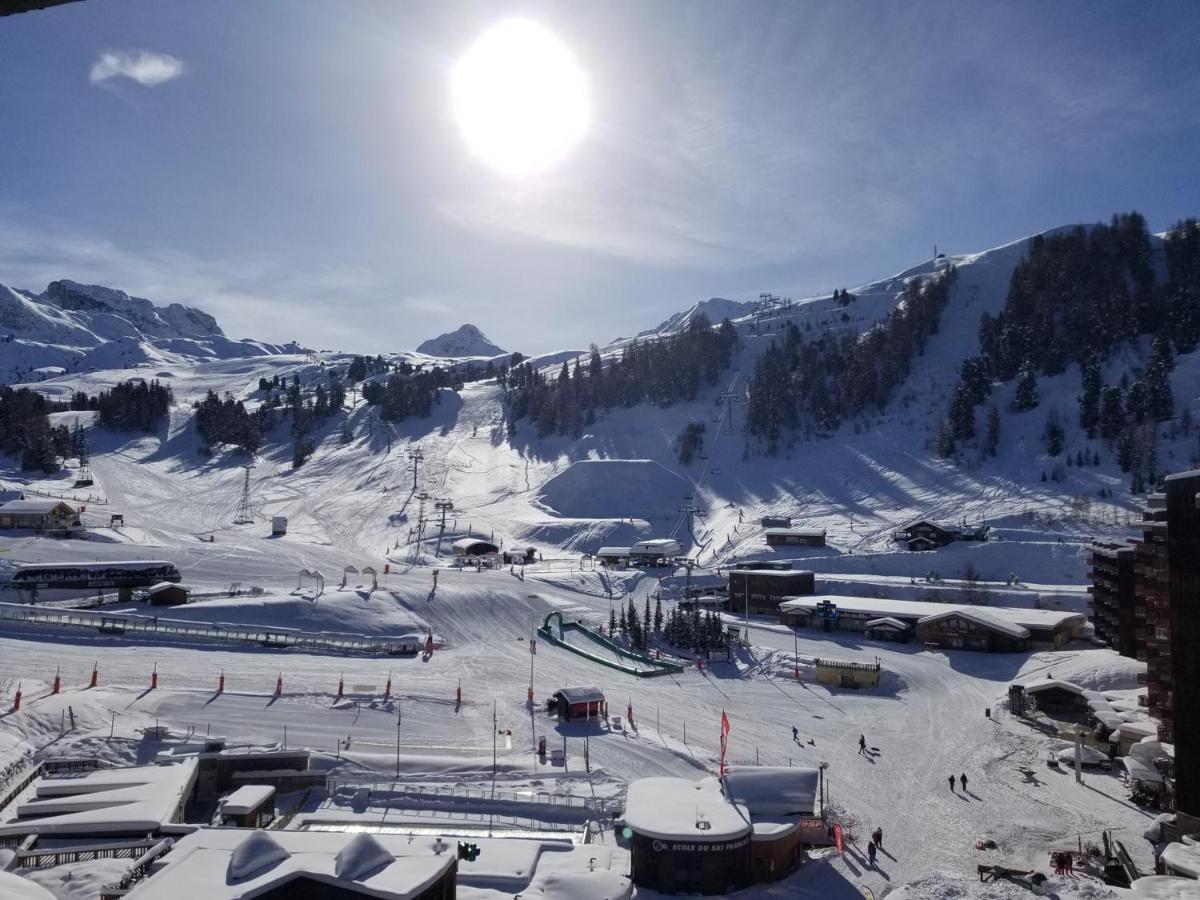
[1088,540,1139,657]
[727,569,815,614]
[502,547,536,565]
[629,538,682,566]
[0,498,79,533]
[764,527,826,547]
[623,767,822,894]
[760,516,792,529]
[777,595,1085,651]
[595,546,631,566]
[451,537,498,558]
[1162,470,1200,819]
[890,519,990,551]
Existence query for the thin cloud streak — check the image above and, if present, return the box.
[90,50,184,87]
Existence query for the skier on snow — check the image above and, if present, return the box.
[867,840,877,865]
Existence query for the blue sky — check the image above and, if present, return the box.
[2,0,1199,355]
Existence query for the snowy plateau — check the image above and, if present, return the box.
[0,223,1196,900]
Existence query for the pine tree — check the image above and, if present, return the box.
[1013,367,1039,411]
[654,597,663,635]
[1043,410,1065,456]
[1079,359,1101,437]
[984,405,1000,457]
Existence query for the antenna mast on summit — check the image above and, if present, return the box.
[233,465,256,524]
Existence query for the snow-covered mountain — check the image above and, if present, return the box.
[640,297,758,337]
[415,324,506,359]
[0,279,302,384]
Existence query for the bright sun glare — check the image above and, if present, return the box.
[452,19,589,177]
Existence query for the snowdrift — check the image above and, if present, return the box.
[535,459,689,520]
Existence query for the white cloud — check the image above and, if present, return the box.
[89,50,183,87]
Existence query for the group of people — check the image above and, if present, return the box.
[867,827,883,864]
[1052,851,1075,876]
[948,772,969,792]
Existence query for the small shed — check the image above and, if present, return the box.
[815,657,881,689]
[271,516,287,536]
[503,547,536,565]
[864,617,911,643]
[452,537,499,557]
[550,686,606,721]
[218,785,276,828]
[146,582,190,606]
[764,528,827,548]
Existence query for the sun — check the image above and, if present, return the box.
[452,19,589,177]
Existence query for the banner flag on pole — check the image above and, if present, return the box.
[720,710,731,776]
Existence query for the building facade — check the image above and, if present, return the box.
[727,570,815,615]
[1164,471,1200,818]
[1087,540,1138,656]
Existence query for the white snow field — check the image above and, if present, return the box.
[1,226,1191,899]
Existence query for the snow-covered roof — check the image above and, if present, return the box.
[630,538,681,552]
[722,766,819,817]
[0,759,198,837]
[125,829,455,900]
[729,568,815,578]
[219,784,275,816]
[624,776,750,842]
[865,617,910,630]
[1161,842,1200,879]
[1024,679,1086,696]
[1118,720,1160,740]
[0,499,75,514]
[147,581,187,594]
[1130,874,1200,900]
[778,595,1084,632]
[0,872,56,900]
[917,607,1029,638]
[555,686,605,704]
[1121,756,1165,785]
[452,537,498,552]
[596,547,631,556]
[764,528,826,537]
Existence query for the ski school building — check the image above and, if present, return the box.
[778,595,1086,652]
[622,767,824,895]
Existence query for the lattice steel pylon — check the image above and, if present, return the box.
[233,465,256,524]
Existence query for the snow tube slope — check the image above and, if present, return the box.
[539,611,683,678]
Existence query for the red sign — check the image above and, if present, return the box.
[719,711,731,776]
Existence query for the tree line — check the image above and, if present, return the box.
[503,315,739,438]
[746,267,958,451]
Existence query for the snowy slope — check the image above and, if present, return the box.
[415,323,506,359]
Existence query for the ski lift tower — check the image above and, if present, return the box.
[233,465,256,525]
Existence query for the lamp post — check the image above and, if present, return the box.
[395,700,402,779]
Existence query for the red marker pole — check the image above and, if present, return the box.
[275,673,283,697]
[456,679,462,706]
[336,675,344,700]
[12,683,22,712]
[89,663,98,689]
[150,664,158,690]
[217,670,225,693]
[52,666,61,695]
[384,673,392,698]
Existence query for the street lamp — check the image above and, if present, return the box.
[395,701,402,779]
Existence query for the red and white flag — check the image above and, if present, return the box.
[719,710,731,776]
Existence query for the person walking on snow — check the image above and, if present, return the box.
[792,726,799,742]
[872,827,882,848]
[948,774,955,791]
[858,734,867,755]
[960,772,968,792]
[867,840,878,865]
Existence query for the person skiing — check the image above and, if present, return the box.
[858,734,867,755]
[867,840,878,865]
[872,827,883,848]
[792,726,799,742]
[948,774,955,791]
[960,772,968,792]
